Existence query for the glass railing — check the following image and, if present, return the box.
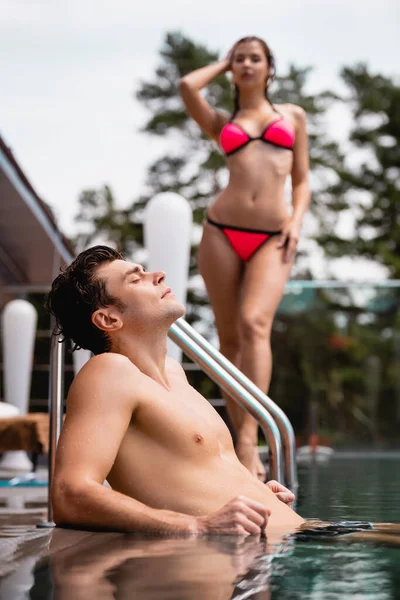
[270,280,400,450]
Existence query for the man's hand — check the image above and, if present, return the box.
[195,496,271,536]
[266,480,295,506]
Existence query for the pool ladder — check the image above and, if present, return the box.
[45,318,297,524]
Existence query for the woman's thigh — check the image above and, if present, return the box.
[198,221,242,346]
[240,237,295,332]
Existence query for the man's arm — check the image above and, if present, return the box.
[52,353,270,536]
[52,353,197,534]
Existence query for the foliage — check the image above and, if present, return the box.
[316,65,400,277]
[71,32,400,443]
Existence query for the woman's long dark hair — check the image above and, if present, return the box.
[230,36,276,118]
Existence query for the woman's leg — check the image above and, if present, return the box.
[198,221,243,433]
[235,238,295,476]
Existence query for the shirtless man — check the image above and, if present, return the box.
[46,245,304,539]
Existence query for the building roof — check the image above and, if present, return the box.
[0,133,74,305]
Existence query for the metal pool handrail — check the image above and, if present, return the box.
[172,318,297,488]
[41,333,64,526]
[168,323,284,482]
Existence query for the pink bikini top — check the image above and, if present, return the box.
[220,117,295,156]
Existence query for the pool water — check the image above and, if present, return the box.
[297,452,400,523]
[269,453,400,600]
[1,453,399,600]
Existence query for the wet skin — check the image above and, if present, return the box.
[52,259,303,540]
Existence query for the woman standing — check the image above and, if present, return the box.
[179,37,310,479]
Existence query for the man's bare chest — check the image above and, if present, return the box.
[127,380,233,459]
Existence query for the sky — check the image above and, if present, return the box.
[1,0,399,278]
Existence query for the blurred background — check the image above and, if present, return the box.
[1,0,399,448]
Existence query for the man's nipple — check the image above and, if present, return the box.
[194,433,204,444]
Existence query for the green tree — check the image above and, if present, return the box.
[74,31,343,271]
[316,64,400,277]
[74,185,143,255]
[72,35,400,443]
[73,30,345,330]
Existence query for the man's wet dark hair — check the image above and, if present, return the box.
[45,245,125,355]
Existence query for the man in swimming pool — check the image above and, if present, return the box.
[46,245,304,539]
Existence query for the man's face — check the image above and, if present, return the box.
[95,259,185,331]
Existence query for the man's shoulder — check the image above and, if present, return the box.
[73,352,143,389]
[67,353,145,410]
[83,352,139,374]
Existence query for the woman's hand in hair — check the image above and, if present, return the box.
[222,45,236,71]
